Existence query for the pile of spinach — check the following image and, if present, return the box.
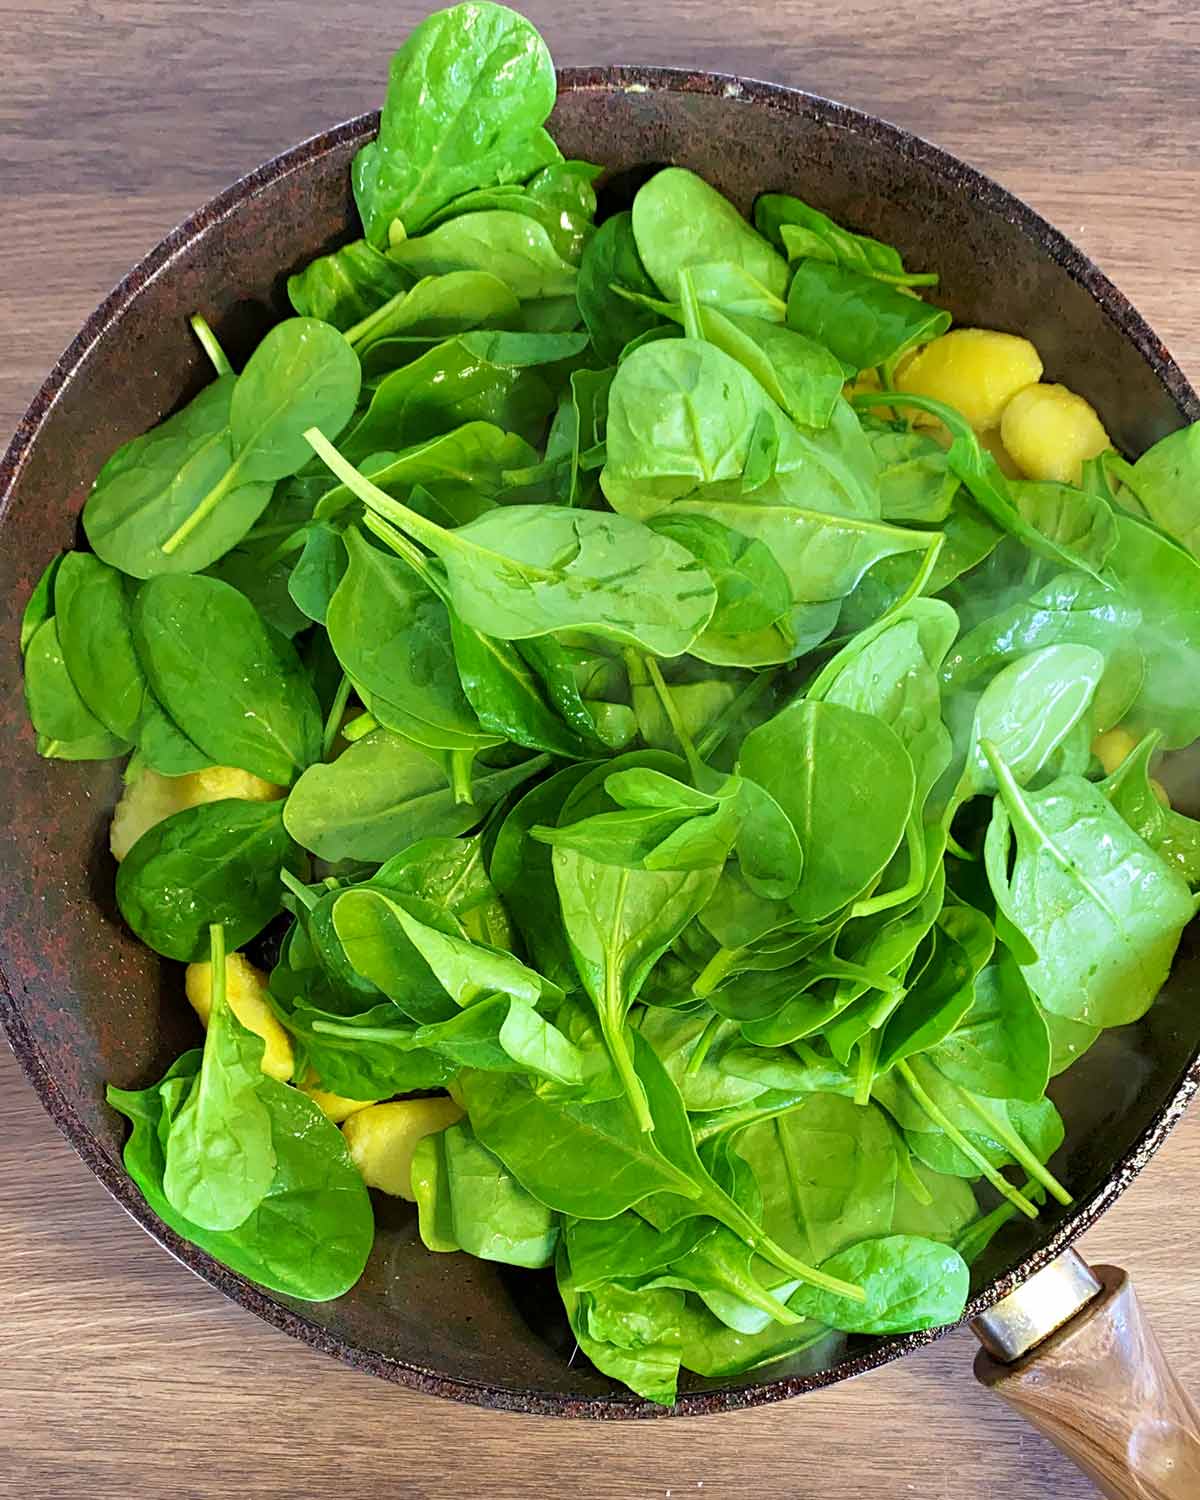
[21,1,1200,1406]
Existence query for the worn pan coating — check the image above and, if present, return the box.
[1,68,1198,1418]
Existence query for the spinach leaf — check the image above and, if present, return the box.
[107,1051,373,1300]
[20,554,62,653]
[133,574,322,785]
[327,527,493,753]
[352,1,558,245]
[646,514,791,642]
[287,238,411,330]
[1101,731,1200,886]
[340,334,556,453]
[308,432,718,658]
[788,1235,968,1333]
[413,1120,559,1266]
[162,926,276,1230]
[577,211,663,363]
[786,262,950,373]
[632,168,789,302]
[755,193,934,287]
[351,271,521,362]
[82,377,274,579]
[287,523,346,625]
[116,798,304,961]
[391,210,577,300]
[283,729,548,863]
[553,843,721,1127]
[1106,512,1200,747]
[928,946,1051,1102]
[984,756,1193,1026]
[738,700,915,923]
[1113,423,1200,556]
[56,553,147,739]
[23,617,130,760]
[450,617,594,758]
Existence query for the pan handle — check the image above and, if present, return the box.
[974,1261,1200,1499]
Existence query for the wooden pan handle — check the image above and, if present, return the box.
[975,1265,1200,1499]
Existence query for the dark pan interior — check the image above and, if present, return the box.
[1,69,1198,1418]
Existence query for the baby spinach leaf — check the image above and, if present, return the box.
[647,513,792,641]
[107,1052,373,1300]
[984,756,1193,1026]
[82,377,274,579]
[632,168,789,302]
[786,263,950,373]
[864,419,959,523]
[955,643,1105,803]
[351,270,521,363]
[739,700,915,923]
[1105,512,1200,748]
[20,554,62,654]
[280,1000,454,1099]
[450,617,593,758]
[308,432,718,658]
[928,946,1051,1102]
[116,798,304,961]
[56,553,146,739]
[352,1,559,245]
[577,211,663,363]
[206,538,310,640]
[755,193,933,286]
[1011,480,1118,572]
[133,574,322,784]
[340,335,556,454]
[391,210,577,300]
[414,1120,559,1266]
[1115,423,1200,557]
[789,1234,968,1333]
[328,527,491,752]
[287,238,411,330]
[284,729,547,863]
[23,617,130,759]
[314,422,536,522]
[1101,731,1200,886]
[287,523,346,624]
[162,926,276,1231]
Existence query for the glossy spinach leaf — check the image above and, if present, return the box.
[133,574,322,784]
[351,1,558,245]
[287,238,411,331]
[116,798,304,961]
[786,262,950,374]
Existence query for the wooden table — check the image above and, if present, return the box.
[2,2,1198,1495]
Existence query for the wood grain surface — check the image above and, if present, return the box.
[1,2,1198,1496]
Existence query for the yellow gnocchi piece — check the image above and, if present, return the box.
[301,1078,380,1124]
[342,1097,465,1200]
[110,764,284,861]
[1000,382,1111,484]
[979,427,1022,479]
[897,328,1043,432]
[185,952,294,1082]
[1091,727,1139,776]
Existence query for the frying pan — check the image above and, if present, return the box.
[1,66,1198,1497]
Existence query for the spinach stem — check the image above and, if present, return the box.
[312,1020,407,1043]
[606,1020,654,1133]
[259,528,309,572]
[684,1012,724,1077]
[162,456,245,554]
[853,1030,879,1107]
[644,656,706,782]
[279,867,317,911]
[695,669,778,762]
[321,675,353,759]
[955,1089,1074,1207]
[209,923,227,1002]
[190,314,234,377]
[449,748,474,805]
[344,288,408,350]
[896,1060,1040,1220]
[692,945,741,998]
[341,711,379,743]
[895,1141,934,1206]
[850,817,926,918]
